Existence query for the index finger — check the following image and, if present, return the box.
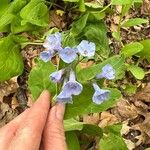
[9,90,51,150]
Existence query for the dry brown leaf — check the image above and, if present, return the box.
[0,77,18,101]
[83,113,100,125]
[111,99,138,121]
[0,102,19,127]
[98,111,118,128]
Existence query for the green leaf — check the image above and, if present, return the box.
[112,0,131,5]
[11,15,40,34]
[65,86,121,119]
[81,124,103,137]
[121,1,133,16]
[100,124,128,150]
[0,13,14,31]
[71,13,89,36]
[77,55,125,83]
[28,60,56,100]
[121,42,143,57]
[138,39,150,63]
[0,0,27,32]
[0,0,10,16]
[65,131,80,150]
[64,118,84,131]
[83,22,110,57]
[0,36,24,82]
[124,84,137,95]
[20,0,49,27]
[112,31,121,41]
[127,65,145,80]
[121,18,149,27]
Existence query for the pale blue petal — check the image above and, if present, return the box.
[56,91,73,104]
[92,89,110,104]
[43,32,62,51]
[63,81,83,95]
[59,47,77,64]
[77,40,96,58]
[40,50,54,62]
[49,69,64,83]
[96,64,115,80]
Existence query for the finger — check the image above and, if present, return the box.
[43,102,67,150]
[9,90,51,150]
[0,109,30,149]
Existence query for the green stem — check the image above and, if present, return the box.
[99,2,112,13]
[22,42,43,46]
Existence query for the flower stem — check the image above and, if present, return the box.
[92,82,100,91]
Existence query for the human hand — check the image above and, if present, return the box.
[0,91,67,150]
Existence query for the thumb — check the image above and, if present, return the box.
[42,103,67,150]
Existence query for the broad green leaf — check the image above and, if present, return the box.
[11,34,29,44]
[127,65,145,80]
[62,32,78,48]
[65,86,121,119]
[65,131,80,150]
[83,22,110,57]
[64,118,84,131]
[0,36,24,82]
[121,42,143,57]
[88,11,105,21]
[138,39,150,63]
[77,55,125,83]
[28,60,56,100]
[81,124,103,137]
[0,0,10,15]
[71,13,89,36]
[11,15,40,34]
[112,0,131,5]
[0,0,27,32]
[8,0,27,14]
[20,0,49,27]
[121,18,149,27]
[0,13,14,31]
[100,124,128,150]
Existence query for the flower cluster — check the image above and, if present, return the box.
[40,32,116,105]
[40,32,96,64]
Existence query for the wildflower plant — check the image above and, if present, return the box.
[39,32,117,105]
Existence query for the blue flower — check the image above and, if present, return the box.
[77,40,96,58]
[58,47,77,64]
[56,90,73,104]
[96,64,115,80]
[50,69,65,83]
[43,32,62,51]
[92,82,110,104]
[63,70,83,95]
[40,50,54,62]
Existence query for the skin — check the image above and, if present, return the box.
[0,90,67,150]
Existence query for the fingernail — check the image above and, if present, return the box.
[55,102,65,121]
